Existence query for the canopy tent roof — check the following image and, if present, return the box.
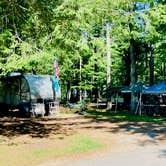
[142,81,166,94]
[121,82,148,93]
[102,82,148,96]
[103,82,166,97]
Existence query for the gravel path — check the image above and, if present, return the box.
[65,144,166,166]
[37,114,166,166]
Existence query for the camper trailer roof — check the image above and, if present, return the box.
[24,74,54,100]
[0,73,55,100]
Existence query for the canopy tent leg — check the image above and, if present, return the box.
[135,93,142,115]
[115,92,119,113]
[139,93,142,115]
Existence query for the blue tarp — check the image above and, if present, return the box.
[51,77,61,99]
[121,82,148,93]
[143,81,166,94]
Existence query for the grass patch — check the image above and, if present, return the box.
[0,134,103,166]
[85,109,166,124]
[32,135,102,157]
[68,135,103,153]
[60,106,80,114]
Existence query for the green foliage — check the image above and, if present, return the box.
[0,0,165,100]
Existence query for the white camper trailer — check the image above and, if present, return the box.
[0,72,61,117]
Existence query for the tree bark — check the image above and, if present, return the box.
[106,23,111,86]
[79,57,82,102]
[130,39,136,113]
[149,44,154,85]
[106,22,111,109]
[66,82,71,102]
[164,62,166,80]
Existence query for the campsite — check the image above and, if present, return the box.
[0,106,166,166]
[0,0,166,166]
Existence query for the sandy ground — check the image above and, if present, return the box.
[0,110,166,166]
[35,113,166,166]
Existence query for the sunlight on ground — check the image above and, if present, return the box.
[0,134,103,166]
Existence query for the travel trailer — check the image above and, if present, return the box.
[0,72,61,117]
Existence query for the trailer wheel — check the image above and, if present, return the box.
[44,103,50,116]
[0,104,9,116]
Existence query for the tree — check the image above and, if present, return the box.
[0,0,165,106]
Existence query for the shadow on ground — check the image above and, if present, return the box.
[0,111,165,143]
[159,150,166,158]
[0,117,74,138]
[81,117,166,142]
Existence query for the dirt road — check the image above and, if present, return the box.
[65,145,166,166]
[37,114,166,166]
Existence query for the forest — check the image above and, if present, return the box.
[0,0,166,104]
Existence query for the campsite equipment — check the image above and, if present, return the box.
[136,81,166,116]
[0,72,61,117]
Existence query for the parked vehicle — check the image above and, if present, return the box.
[0,72,61,117]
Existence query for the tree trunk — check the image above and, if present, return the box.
[149,44,154,85]
[92,46,98,103]
[123,54,130,86]
[106,22,111,109]
[79,57,82,102]
[66,82,71,102]
[164,62,166,80]
[130,39,136,113]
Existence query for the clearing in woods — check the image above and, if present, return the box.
[0,108,166,166]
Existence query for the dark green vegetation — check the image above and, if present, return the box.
[0,0,166,102]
